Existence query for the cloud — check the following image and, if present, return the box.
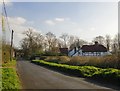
[55,18,65,22]
[43,18,84,38]
[4,16,41,47]
[45,20,55,26]
[2,0,11,2]
[8,17,26,25]
[0,0,13,6]
[8,17,39,33]
[7,16,28,34]
[90,27,96,31]
[45,17,68,26]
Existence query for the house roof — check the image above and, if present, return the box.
[59,48,68,54]
[81,44,107,52]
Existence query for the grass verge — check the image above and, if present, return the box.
[32,60,120,86]
[2,60,16,67]
[2,68,21,90]
[1,60,21,90]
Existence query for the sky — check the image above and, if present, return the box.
[1,1,118,48]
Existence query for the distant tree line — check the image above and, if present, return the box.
[19,28,120,58]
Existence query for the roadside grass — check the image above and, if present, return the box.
[1,60,21,90]
[2,68,21,90]
[32,60,120,86]
[2,60,16,67]
[0,69,2,90]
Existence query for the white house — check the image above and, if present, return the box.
[68,41,111,57]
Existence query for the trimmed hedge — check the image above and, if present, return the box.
[32,60,120,86]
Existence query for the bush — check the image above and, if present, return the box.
[32,53,119,69]
[40,56,47,60]
[58,56,70,64]
[93,68,120,84]
[44,56,59,63]
[58,53,67,56]
[42,52,59,56]
[67,55,119,69]
[42,51,67,56]
[79,66,101,77]
[44,56,70,64]
[2,44,10,63]
[68,56,88,65]
[100,55,119,68]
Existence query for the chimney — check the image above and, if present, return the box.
[95,41,98,45]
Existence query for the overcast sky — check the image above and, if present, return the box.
[1,1,118,47]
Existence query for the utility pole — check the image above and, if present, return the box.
[10,30,14,61]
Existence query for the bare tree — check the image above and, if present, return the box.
[46,32,56,51]
[68,35,78,48]
[23,29,35,55]
[21,29,44,57]
[60,33,69,48]
[20,38,30,57]
[34,33,44,52]
[105,35,111,51]
[93,36,105,45]
[69,37,88,50]
[118,33,120,64]
[118,33,120,51]
[57,39,64,48]
[112,34,119,54]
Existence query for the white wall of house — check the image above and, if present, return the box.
[68,49,75,56]
[69,49,111,57]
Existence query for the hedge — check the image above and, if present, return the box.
[32,60,120,86]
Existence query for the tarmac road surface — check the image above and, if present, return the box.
[17,60,117,90]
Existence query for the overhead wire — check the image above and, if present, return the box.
[2,0,13,62]
[3,0,11,32]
